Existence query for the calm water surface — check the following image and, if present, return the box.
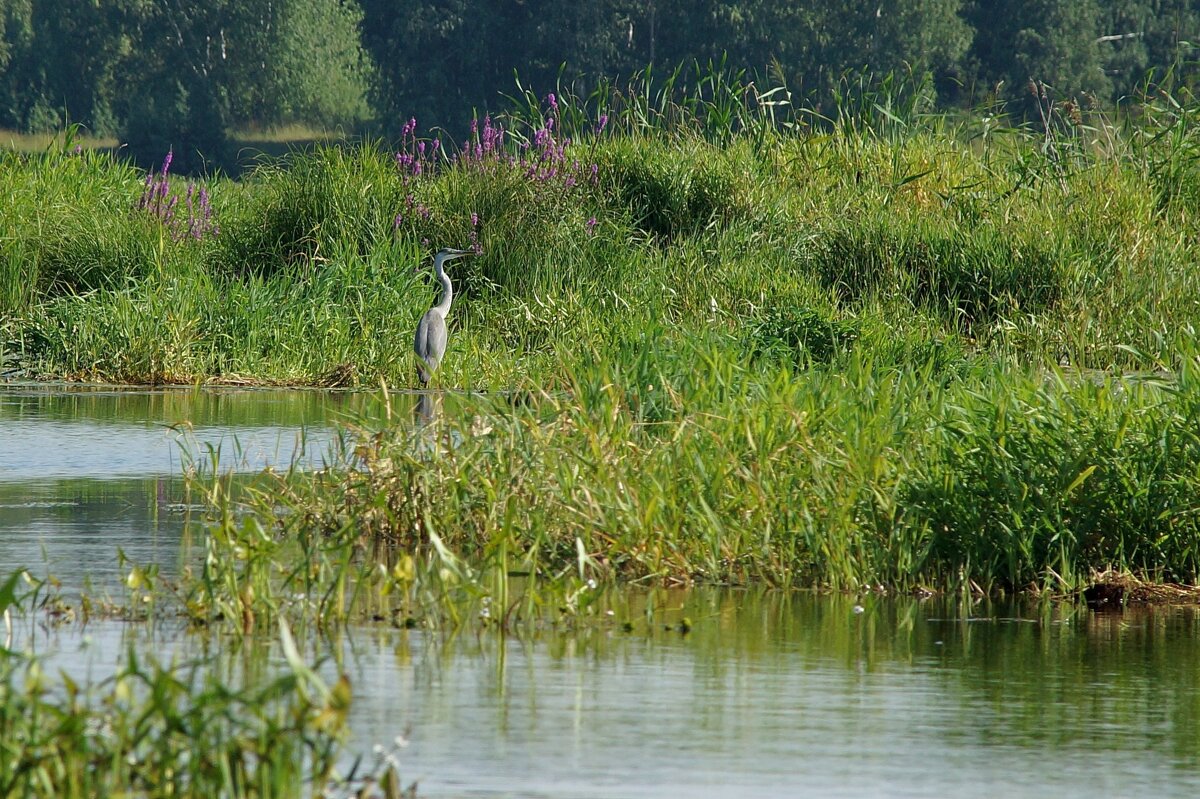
[0,383,369,589]
[3,384,1200,798]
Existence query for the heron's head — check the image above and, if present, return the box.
[435,247,473,268]
[424,245,475,273]
[416,247,474,275]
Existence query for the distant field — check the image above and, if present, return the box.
[0,125,343,176]
[0,127,119,152]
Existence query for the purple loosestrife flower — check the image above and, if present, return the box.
[586,217,598,235]
[547,93,558,113]
[394,213,404,229]
[596,114,608,134]
[135,153,219,242]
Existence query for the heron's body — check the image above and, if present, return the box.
[414,248,471,386]
[414,308,448,385]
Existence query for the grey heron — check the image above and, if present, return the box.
[414,247,473,387]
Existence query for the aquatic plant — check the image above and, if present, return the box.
[135,150,220,242]
[165,333,1200,641]
[4,68,1200,600]
[0,566,406,799]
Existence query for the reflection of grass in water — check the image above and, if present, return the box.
[0,572,411,799]
[0,384,384,429]
[7,569,1200,797]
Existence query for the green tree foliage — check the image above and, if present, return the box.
[2,0,1200,152]
[360,0,642,134]
[0,0,12,72]
[0,1,40,129]
[0,0,369,166]
[1101,0,1200,98]
[222,0,370,128]
[116,0,370,167]
[966,0,1111,108]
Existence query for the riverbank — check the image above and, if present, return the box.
[4,81,1200,598]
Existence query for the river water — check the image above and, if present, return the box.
[2,383,1199,798]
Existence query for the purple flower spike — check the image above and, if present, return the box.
[471,212,479,228]
[547,93,558,112]
[586,216,598,235]
[597,114,608,134]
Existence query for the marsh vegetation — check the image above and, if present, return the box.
[4,74,1200,601]
[4,74,1200,796]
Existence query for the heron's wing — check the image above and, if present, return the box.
[414,311,448,372]
[414,311,431,358]
[426,314,448,369]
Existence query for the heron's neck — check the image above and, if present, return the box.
[433,263,453,316]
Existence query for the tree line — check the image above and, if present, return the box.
[2,1,1198,163]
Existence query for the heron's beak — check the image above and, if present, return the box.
[413,248,475,275]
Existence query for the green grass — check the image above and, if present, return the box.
[183,341,1200,636]
[3,98,1196,386]
[12,74,1200,799]
[0,571,409,799]
[4,73,1200,602]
